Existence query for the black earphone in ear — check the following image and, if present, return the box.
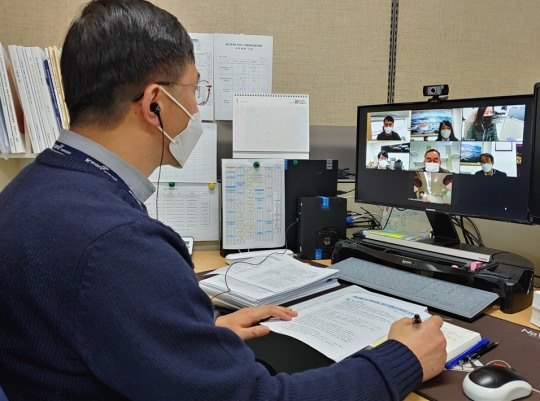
[150,102,161,115]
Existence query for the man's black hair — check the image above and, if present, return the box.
[377,151,388,159]
[424,148,441,158]
[383,116,394,123]
[61,0,195,127]
[480,153,494,163]
[413,177,422,187]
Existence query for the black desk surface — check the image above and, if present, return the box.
[247,309,540,401]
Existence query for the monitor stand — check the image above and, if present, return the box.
[425,211,460,247]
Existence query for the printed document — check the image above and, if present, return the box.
[221,159,285,249]
[213,34,273,120]
[262,286,429,362]
[145,182,219,241]
[262,286,481,364]
[189,33,214,121]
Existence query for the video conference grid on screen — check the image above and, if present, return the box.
[365,104,526,206]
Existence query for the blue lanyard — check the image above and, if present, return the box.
[52,141,145,212]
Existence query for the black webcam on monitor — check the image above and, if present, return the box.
[423,84,449,96]
[424,84,449,102]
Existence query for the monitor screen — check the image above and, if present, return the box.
[355,94,534,224]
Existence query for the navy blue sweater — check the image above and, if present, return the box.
[0,149,422,400]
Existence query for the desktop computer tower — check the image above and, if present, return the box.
[285,160,338,252]
[297,196,347,260]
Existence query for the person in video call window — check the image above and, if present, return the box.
[374,150,390,169]
[0,1,447,400]
[465,106,498,141]
[475,153,507,177]
[377,115,402,140]
[436,120,459,141]
[417,149,450,173]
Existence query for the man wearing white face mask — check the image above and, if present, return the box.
[374,150,390,169]
[0,1,448,399]
[417,149,450,173]
[376,115,402,140]
[155,85,204,167]
[474,153,507,177]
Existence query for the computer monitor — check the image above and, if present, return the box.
[355,93,535,244]
[530,83,540,223]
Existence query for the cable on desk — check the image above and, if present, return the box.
[210,219,299,302]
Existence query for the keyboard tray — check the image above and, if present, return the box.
[334,257,499,321]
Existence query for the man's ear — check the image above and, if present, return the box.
[139,84,162,128]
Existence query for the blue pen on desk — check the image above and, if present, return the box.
[445,338,490,370]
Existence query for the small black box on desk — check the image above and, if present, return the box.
[297,196,347,260]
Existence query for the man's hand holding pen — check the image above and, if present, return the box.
[388,315,447,382]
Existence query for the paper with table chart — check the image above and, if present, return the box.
[262,286,481,363]
[213,34,273,120]
[233,93,309,159]
[149,122,217,183]
[222,159,285,249]
[144,183,219,241]
[189,33,214,121]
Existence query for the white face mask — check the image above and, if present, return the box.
[383,126,393,134]
[440,129,451,139]
[158,87,204,167]
[378,159,388,169]
[425,162,440,172]
[482,163,493,173]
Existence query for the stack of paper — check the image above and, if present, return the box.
[199,254,340,309]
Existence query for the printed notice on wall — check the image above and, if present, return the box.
[222,159,285,249]
[213,34,273,121]
[145,183,220,241]
[189,33,214,121]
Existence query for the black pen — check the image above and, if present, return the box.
[468,341,499,361]
[412,314,422,325]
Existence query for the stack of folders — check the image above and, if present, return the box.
[0,43,68,155]
[199,254,340,309]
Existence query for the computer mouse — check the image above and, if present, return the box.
[463,365,532,401]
